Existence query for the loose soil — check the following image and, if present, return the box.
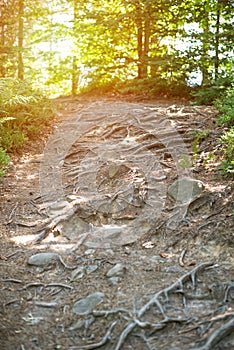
[0,96,233,350]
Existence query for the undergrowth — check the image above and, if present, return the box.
[0,78,54,177]
[191,76,234,105]
[191,76,234,176]
[215,87,234,176]
[218,127,234,175]
[115,78,192,98]
[80,77,192,99]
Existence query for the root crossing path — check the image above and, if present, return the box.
[0,97,233,350]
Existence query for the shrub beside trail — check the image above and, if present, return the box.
[0,78,54,177]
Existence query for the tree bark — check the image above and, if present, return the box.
[214,0,221,80]
[18,0,24,80]
[141,4,150,78]
[72,0,79,94]
[136,1,150,79]
[201,2,210,86]
[136,1,143,79]
[72,56,79,95]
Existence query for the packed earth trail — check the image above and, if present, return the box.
[0,96,233,350]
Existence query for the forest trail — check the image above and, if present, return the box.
[0,96,233,350]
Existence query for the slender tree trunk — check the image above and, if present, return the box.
[136,2,151,79]
[72,0,79,94]
[214,0,220,80]
[0,23,5,77]
[72,56,79,95]
[18,0,24,80]
[202,13,209,85]
[200,0,210,86]
[136,1,143,79]
[0,24,5,47]
[141,4,150,78]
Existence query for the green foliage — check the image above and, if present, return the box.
[0,78,54,150]
[215,87,234,127]
[115,78,191,98]
[219,128,234,175]
[191,77,234,105]
[0,147,10,177]
[178,154,193,169]
[215,86,234,176]
[79,77,120,96]
[0,78,54,177]
[191,86,223,105]
[192,129,210,156]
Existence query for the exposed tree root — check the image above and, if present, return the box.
[113,261,214,350]
[75,262,214,350]
[71,321,118,350]
[191,316,234,350]
[33,205,79,243]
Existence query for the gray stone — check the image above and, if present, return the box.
[85,249,96,255]
[48,201,70,216]
[108,164,122,178]
[168,177,204,203]
[103,227,122,239]
[61,216,90,240]
[165,265,183,273]
[106,263,126,278]
[28,253,58,266]
[109,163,128,179]
[107,277,120,285]
[71,267,85,280]
[86,265,98,274]
[72,292,105,315]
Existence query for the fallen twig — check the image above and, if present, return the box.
[7,202,19,223]
[33,206,78,243]
[71,321,118,350]
[197,220,217,231]
[92,308,132,317]
[192,107,210,119]
[34,301,58,308]
[4,299,19,307]
[179,249,187,267]
[191,316,234,350]
[6,249,24,259]
[0,278,23,283]
[69,232,90,252]
[46,283,73,289]
[13,220,46,227]
[22,282,73,290]
[56,255,77,270]
[223,282,234,302]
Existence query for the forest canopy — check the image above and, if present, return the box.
[0,0,234,97]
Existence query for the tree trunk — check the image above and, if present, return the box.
[136,1,143,79]
[136,1,151,79]
[72,56,79,95]
[71,0,79,94]
[0,23,5,77]
[214,0,220,80]
[201,3,210,86]
[18,0,24,80]
[141,4,150,78]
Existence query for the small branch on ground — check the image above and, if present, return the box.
[74,321,118,350]
[191,316,234,350]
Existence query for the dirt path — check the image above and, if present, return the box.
[0,97,233,350]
